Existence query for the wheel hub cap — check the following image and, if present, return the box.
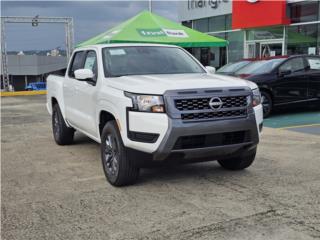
[104,134,119,176]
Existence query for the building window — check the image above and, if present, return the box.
[289,1,319,23]
[246,27,284,41]
[208,14,232,32]
[226,14,232,30]
[286,23,320,55]
[210,32,227,68]
[193,18,208,32]
[227,31,244,63]
[209,15,225,32]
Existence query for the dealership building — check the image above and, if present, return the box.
[179,0,320,68]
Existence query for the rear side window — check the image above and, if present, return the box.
[68,51,85,78]
[306,57,320,70]
[279,57,305,73]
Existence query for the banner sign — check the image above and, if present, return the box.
[137,28,188,38]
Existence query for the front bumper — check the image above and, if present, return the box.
[126,110,260,162]
[152,112,259,161]
[124,87,262,162]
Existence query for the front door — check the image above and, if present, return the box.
[73,50,99,137]
[64,50,99,137]
[64,50,86,126]
[273,57,309,104]
[305,56,320,99]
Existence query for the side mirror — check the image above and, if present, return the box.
[279,69,291,77]
[74,69,94,81]
[205,66,216,74]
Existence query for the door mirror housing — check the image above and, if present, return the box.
[279,69,291,77]
[74,69,94,81]
[205,66,216,74]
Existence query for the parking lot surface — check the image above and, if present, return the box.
[1,95,320,240]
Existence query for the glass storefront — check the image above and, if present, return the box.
[182,1,320,68]
[286,23,320,55]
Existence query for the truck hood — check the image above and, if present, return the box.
[107,73,257,94]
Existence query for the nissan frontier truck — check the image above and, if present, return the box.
[47,44,263,186]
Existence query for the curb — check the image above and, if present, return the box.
[0,90,47,97]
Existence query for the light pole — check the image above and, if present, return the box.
[149,0,152,12]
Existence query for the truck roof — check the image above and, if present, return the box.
[76,43,179,51]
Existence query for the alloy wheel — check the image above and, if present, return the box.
[53,111,60,138]
[261,94,271,116]
[104,134,119,176]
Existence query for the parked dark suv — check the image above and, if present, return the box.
[234,55,320,117]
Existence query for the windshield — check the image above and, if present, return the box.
[236,59,285,75]
[217,61,251,73]
[102,46,205,77]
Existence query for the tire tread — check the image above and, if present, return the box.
[52,104,74,145]
[101,121,139,186]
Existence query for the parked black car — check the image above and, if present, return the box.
[216,60,252,76]
[234,55,320,117]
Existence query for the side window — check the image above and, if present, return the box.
[68,51,85,78]
[306,57,320,71]
[84,51,98,79]
[279,57,305,74]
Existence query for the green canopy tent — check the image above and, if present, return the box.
[77,11,227,48]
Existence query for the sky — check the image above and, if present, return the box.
[1,1,179,51]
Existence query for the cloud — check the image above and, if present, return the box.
[2,0,179,50]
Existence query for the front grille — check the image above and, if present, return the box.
[175,96,247,111]
[173,131,250,150]
[181,109,247,121]
[174,95,248,122]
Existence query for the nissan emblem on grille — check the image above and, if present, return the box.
[209,97,223,110]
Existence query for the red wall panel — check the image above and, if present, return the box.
[232,0,291,29]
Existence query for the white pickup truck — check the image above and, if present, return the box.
[47,44,263,186]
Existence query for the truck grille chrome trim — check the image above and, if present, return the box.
[164,87,252,122]
[175,96,247,111]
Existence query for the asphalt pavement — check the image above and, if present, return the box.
[1,95,320,240]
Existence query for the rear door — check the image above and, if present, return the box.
[64,50,86,124]
[305,56,320,99]
[274,57,309,104]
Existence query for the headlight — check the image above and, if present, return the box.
[252,88,261,107]
[125,92,165,113]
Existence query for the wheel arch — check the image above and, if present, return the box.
[99,110,116,137]
[259,87,274,103]
[51,97,58,107]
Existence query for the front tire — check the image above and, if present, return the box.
[52,104,74,145]
[101,121,139,186]
[218,147,257,170]
[261,91,273,118]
